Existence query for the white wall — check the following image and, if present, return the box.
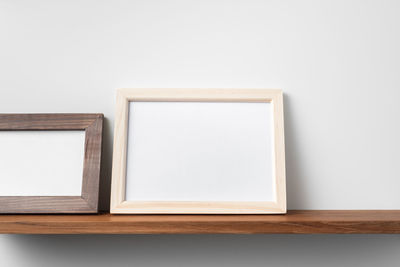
[1,0,400,266]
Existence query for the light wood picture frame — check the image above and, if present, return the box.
[0,114,103,213]
[111,89,286,214]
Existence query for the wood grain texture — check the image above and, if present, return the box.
[0,114,99,130]
[114,201,285,214]
[110,92,129,212]
[0,114,104,213]
[1,210,400,234]
[81,115,103,212]
[118,88,282,102]
[111,89,286,214]
[0,197,94,213]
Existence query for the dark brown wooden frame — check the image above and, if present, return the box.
[0,114,103,213]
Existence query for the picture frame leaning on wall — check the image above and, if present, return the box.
[111,89,286,214]
[0,113,103,213]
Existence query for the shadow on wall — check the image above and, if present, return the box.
[284,93,309,209]
[98,116,113,212]
[4,234,400,267]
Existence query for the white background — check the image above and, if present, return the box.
[1,0,400,266]
[126,102,275,202]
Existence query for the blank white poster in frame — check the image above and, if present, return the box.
[111,89,286,214]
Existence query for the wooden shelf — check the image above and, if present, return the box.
[1,210,400,234]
